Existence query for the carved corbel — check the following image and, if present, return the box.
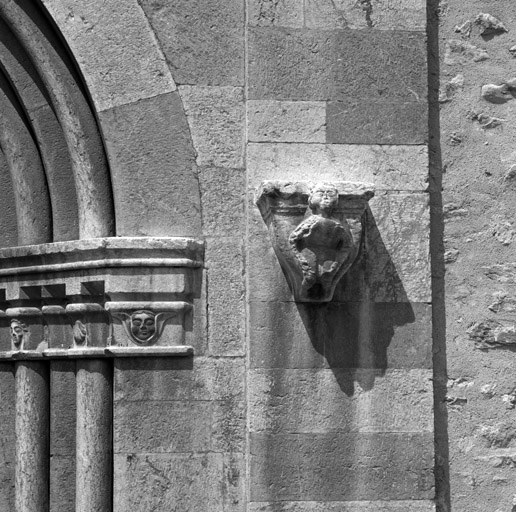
[6,307,46,351]
[106,302,190,347]
[256,181,374,302]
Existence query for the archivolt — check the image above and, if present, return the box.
[0,0,114,246]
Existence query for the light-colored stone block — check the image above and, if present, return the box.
[248,101,326,142]
[248,501,436,511]
[305,0,426,31]
[248,143,428,191]
[179,86,245,168]
[41,0,175,112]
[249,368,433,434]
[248,0,304,27]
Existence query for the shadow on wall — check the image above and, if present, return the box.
[296,208,415,396]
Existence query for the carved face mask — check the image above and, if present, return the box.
[309,184,339,214]
[11,320,26,346]
[130,311,156,342]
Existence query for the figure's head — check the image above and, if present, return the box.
[130,310,156,342]
[10,319,27,347]
[308,183,339,215]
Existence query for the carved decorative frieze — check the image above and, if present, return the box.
[0,237,204,359]
[256,181,374,302]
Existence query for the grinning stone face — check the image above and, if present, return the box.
[130,311,156,342]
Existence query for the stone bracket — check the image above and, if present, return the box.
[256,181,374,302]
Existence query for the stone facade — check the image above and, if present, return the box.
[0,0,505,511]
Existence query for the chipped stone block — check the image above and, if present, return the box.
[247,143,429,191]
[138,0,244,86]
[247,100,326,142]
[179,86,245,168]
[249,368,434,434]
[444,40,489,65]
[42,0,175,111]
[475,13,508,36]
[305,0,426,30]
[248,0,303,27]
[206,238,245,356]
[250,432,434,501]
[327,100,427,144]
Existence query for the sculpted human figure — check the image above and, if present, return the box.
[10,319,28,347]
[130,310,157,343]
[289,183,356,299]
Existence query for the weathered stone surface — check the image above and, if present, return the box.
[139,0,244,86]
[248,0,303,27]
[179,86,245,168]
[114,452,244,512]
[475,13,508,36]
[327,100,427,145]
[250,432,434,501]
[247,143,429,191]
[367,192,431,303]
[305,0,426,31]
[248,100,326,142]
[444,40,489,65]
[249,28,427,101]
[249,368,433,433]
[206,238,245,355]
[50,455,75,512]
[50,361,76,457]
[248,501,436,511]
[114,357,245,402]
[42,0,175,111]
[249,301,432,370]
[468,319,516,349]
[249,192,430,303]
[76,360,112,512]
[114,400,212,453]
[99,91,202,236]
[199,167,246,236]
[0,363,14,509]
[212,400,246,453]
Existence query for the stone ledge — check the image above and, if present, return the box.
[0,346,194,360]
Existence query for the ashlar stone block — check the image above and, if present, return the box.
[250,432,434,501]
[305,0,427,31]
[42,0,175,112]
[248,101,326,142]
[139,0,245,86]
[247,143,429,192]
[248,0,304,27]
[180,86,245,168]
[249,368,433,434]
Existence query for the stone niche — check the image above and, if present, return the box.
[256,181,374,302]
[0,237,204,359]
